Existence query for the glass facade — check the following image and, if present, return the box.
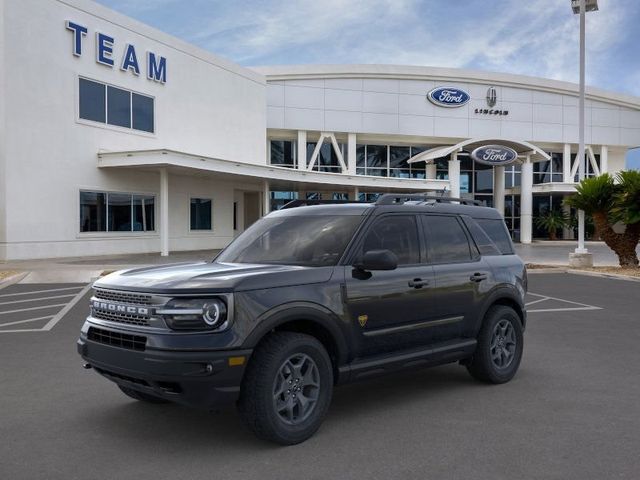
[80,191,155,233]
[356,144,427,178]
[270,140,297,168]
[78,78,154,133]
[306,142,345,172]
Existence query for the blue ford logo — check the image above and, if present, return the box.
[471,145,518,166]
[427,86,470,108]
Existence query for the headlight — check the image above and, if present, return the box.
[158,298,228,331]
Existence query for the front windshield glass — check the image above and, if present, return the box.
[216,215,363,267]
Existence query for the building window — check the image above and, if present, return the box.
[270,141,297,168]
[306,142,344,173]
[190,198,212,230]
[80,191,155,233]
[270,191,298,211]
[356,145,428,177]
[534,153,564,184]
[78,78,154,133]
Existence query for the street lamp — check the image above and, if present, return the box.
[569,0,597,266]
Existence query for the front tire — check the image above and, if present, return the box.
[466,305,523,384]
[238,332,333,445]
[118,385,170,404]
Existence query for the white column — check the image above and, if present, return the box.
[426,162,437,180]
[297,130,307,170]
[493,165,505,216]
[263,180,270,215]
[600,145,608,174]
[351,186,360,201]
[520,156,533,244]
[160,168,169,257]
[347,133,357,175]
[448,153,460,198]
[563,143,573,183]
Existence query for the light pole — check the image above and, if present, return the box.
[569,0,597,266]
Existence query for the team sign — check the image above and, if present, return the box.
[66,21,167,84]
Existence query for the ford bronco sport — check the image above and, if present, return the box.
[77,194,527,445]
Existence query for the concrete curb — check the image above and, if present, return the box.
[0,272,30,290]
[526,266,640,282]
[566,269,640,283]
[526,268,567,274]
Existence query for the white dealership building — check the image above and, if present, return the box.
[1,0,639,260]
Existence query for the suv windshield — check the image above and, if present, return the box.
[216,215,363,267]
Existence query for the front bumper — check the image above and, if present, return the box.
[77,329,252,409]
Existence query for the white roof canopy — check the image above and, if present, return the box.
[407,138,551,164]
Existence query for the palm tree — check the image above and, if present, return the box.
[535,209,568,240]
[565,172,640,267]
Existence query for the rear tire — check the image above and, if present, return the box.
[238,332,333,445]
[466,305,523,384]
[118,385,170,404]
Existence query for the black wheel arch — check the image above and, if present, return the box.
[241,303,350,376]
[474,287,526,336]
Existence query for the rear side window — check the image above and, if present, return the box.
[421,215,472,263]
[462,217,501,256]
[360,215,420,265]
[475,218,514,254]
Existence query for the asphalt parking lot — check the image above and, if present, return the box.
[1,273,639,480]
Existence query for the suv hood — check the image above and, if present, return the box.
[93,261,334,294]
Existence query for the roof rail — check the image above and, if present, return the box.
[375,194,484,206]
[280,199,365,209]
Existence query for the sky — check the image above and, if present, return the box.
[95,0,640,169]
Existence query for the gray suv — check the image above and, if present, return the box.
[77,194,527,445]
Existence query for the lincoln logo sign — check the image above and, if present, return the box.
[427,87,470,108]
[471,145,518,166]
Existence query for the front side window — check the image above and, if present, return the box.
[80,191,155,233]
[78,78,154,133]
[422,215,472,263]
[190,198,212,230]
[217,215,363,267]
[359,215,420,265]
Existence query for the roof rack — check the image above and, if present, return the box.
[280,199,365,209]
[375,194,484,206]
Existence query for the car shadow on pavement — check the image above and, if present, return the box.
[75,363,487,450]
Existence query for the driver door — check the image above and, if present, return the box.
[343,214,436,357]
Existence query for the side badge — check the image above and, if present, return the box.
[358,315,368,327]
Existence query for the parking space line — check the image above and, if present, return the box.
[0,315,53,328]
[528,306,602,313]
[526,292,602,314]
[0,286,84,298]
[0,293,78,306]
[525,297,550,306]
[0,303,68,315]
[42,283,93,331]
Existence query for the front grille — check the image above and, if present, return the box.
[88,326,146,351]
[94,288,153,305]
[92,310,151,327]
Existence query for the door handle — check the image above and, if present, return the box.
[408,278,430,289]
[470,272,488,282]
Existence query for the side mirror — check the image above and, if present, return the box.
[354,249,398,271]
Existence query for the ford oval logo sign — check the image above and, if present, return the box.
[471,145,519,166]
[427,86,470,108]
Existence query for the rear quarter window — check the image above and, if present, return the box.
[475,218,514,255]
